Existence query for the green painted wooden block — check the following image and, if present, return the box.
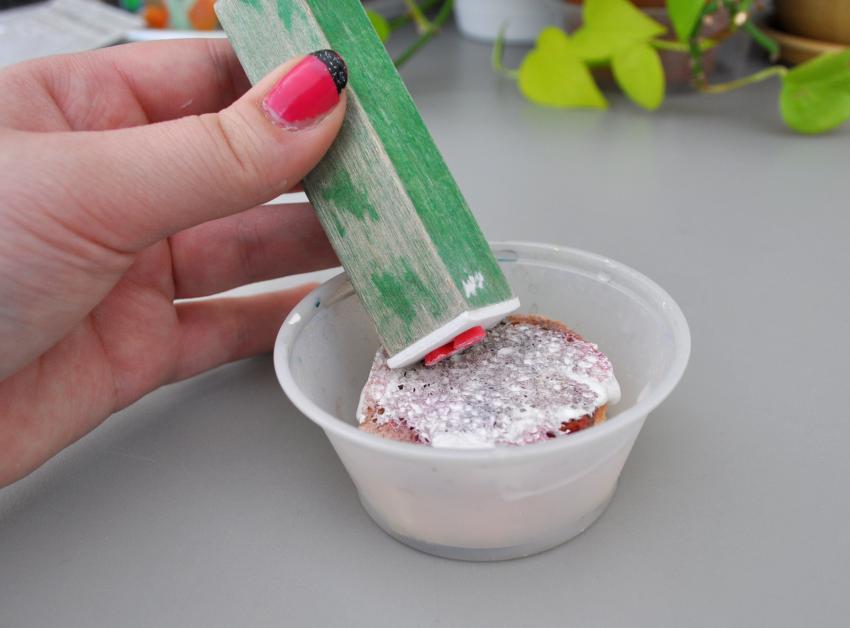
[215,0,519,367]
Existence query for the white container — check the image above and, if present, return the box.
[454,0,561,43]
[275,242,690,561]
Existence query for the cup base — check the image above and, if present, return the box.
[358,485,617,562]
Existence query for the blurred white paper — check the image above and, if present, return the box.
[0,0,143,68]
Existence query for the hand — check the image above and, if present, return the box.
[0,40,349,486]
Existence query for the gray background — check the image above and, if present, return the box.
[2,25,849,628]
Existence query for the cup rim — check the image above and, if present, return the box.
[274,241,691,461]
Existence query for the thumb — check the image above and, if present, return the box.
[21,50,348,253]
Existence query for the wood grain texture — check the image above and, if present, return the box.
[215,0,515,358]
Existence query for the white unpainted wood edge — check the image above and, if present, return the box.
[385,297,521,369]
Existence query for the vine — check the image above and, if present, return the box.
[492,0,850,134]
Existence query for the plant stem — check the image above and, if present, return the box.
[720,0,779,58]
[697,64,787,94]
[394,0,454,68]
[651,38,717,53]
[743,20,780,59]
[689,40,706,85]
[687,1,722,84]
[491,24,520,79]
[388,0,442,30]
[403,0,431,33]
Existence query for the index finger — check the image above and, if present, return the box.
[105,38,252,122]
[1,38,250,130]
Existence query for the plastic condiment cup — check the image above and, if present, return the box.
[274,242,690,561]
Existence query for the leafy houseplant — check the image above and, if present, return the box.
[366,0,455,67]
[493,0,850,133]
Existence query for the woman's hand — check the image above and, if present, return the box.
[0,39,348,486]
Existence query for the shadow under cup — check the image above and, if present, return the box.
[275,242,690,561]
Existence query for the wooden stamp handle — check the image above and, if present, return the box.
[215,0,518,366]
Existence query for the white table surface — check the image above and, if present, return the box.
[2,25,849,628]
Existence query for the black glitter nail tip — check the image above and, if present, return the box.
[310,49,348,93]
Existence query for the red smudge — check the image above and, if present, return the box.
[424,326,487,367]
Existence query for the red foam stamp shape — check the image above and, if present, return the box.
[423,326,487,367]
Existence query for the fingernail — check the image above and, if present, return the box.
[262,50,348,130]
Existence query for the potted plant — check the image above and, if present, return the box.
[560,0,728,84]
[364,0,455,66]
[493,0,850,133]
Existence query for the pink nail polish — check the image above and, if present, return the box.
[263,50,347,129]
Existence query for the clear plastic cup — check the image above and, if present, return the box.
[274,242,690,561]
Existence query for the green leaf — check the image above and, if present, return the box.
[571,0,667,63]
[667,0,705,42]
[518,27,607,109]
[367,9,391,43]
[612,43,665,110]
[780,49,850,134]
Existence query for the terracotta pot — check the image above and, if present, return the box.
[774,0,850,46]
[760,22,846,65]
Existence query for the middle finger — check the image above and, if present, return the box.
[169,202,339,298]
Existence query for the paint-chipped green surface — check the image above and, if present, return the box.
[215,0,516,357]
[306,1,510,310]
[322,168,378,223]
[275,0,293,29]
[372,258,445,326]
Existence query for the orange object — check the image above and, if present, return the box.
[189,0,219,30]
[145,4,169,29]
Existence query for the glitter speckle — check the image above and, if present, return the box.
[310,49,348,93]
[358,317,620,448]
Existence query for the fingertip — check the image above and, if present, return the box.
[258,50,347,132]
[211,52,348,206]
